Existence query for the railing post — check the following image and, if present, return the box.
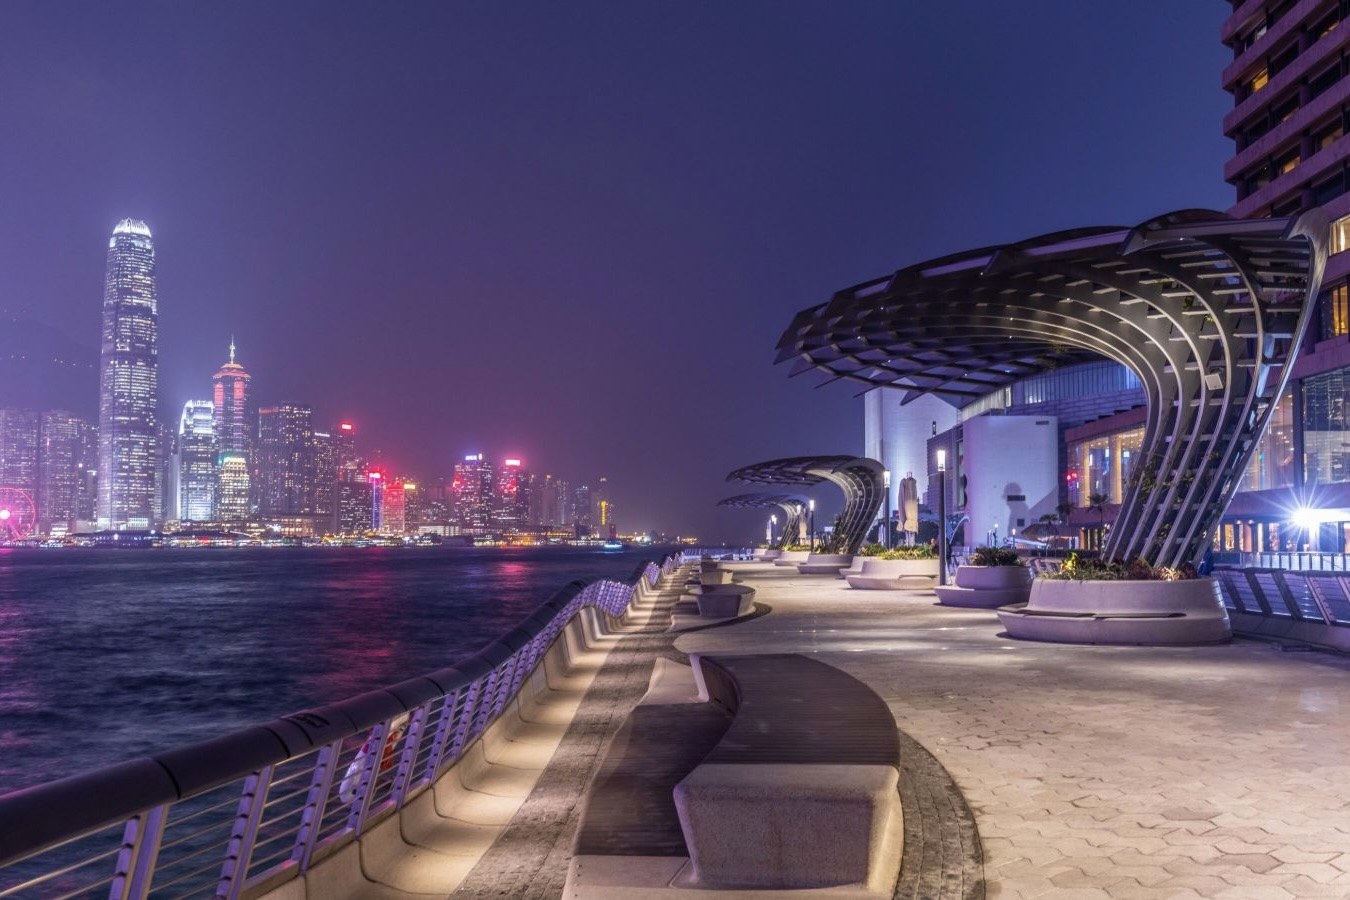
[422,689,461,781]
[291,739,341,871]
[448,679,483,761]
[391,704,430,808]
[347,722,394,836]
[216,765,275,900]
[108,803,169,900]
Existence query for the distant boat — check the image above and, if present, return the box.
[602,540,625,551]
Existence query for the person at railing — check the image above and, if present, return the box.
[339,713,409,804]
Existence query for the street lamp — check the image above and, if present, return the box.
[937,449,948,586]
[767,514,776,546]
[808,499,816,552]
[882,469,891,550]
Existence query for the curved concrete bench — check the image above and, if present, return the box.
[751,549,782,562]
[568,654,903,895]
[935,564,1032,608]
[675,654,903,892]
[839,556,867,578]
[846,557,940,590]
[997,577,1232,645]
[797,552,854,575]
[772,549,811,567]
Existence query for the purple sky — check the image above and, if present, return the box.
[0,2,1232,541]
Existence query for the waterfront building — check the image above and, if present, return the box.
[572,483,593,536]
[97,219,159,530]
[368,471,384,532]
[177,401,216,522]
[495,458,531,533]
[312,429,337,528]
[595,476,615,539]
[453,453,494,534]
[335,479,373,535]
[257,404,316,518]
[1209,1,1350,551]
[39,411,95,535]
[0,410,39,531]
[336,422,363,484]
[530,474,569,529]
[380,480,406,533]
[212,341,252,520]
[217,454,250,521]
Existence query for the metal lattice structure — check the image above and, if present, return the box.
[718,493,809,549]
[727,456,885,554]
[776,209,1327,569]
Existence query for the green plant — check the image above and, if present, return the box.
[972,545,1021,566]
[881,545,935,560]
[1044,552,1196,581]
[859,543,887,557]
[783,543,812,552]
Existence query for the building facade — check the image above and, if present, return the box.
[257,404,316,518]
[212,342,252,521]
[97,219,159,530]
[176,401,217,522]
[453,453,494,534]
[39,410,95,535]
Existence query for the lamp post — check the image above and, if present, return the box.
[808,499,816,552]
[937,450,948,586]
[768,514,776,546]
[882,469,891,550]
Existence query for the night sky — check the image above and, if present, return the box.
[0,2,1232,541]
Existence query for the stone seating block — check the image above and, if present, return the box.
[674,762,901,890]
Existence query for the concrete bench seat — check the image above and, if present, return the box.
[674,654,903,892]
[997,578,1231,644]
[568,653,903,896]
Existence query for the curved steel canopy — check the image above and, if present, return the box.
[718,493,809,548]
[727,456,885,554]
[775,209,1328,568]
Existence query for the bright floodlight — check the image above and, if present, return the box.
[1292,507,1320,530]
[0,509,8,521]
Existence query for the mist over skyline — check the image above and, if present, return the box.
[0,2,1233,540]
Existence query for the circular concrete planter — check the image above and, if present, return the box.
[753,549,783,562]
[935,564,1032,608]
[997,577,1231,645]
[772,550,812,567]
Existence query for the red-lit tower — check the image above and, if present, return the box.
[212,339,252,520]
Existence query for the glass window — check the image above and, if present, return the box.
[1247,66,1269,94]
[1322,281,1350,340]
[1331,216,1350,255]
[1304,368,1350,485]
[1241,389,1295,491]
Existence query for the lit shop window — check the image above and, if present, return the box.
[1331,215,1350,255]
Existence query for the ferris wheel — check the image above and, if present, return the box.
[0,487,36,541]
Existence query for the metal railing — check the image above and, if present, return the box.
[0,554,682,899]
[1213,565,1350,653]
[1230,551,1350,572]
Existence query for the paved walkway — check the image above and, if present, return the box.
[678,565,1350,899]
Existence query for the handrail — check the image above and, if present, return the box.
[0,552,682,898]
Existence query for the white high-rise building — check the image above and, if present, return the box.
[178,400,217,522]
[97,219,158,530]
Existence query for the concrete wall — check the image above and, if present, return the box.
[962,415,1058,546]
[864,390,961,517]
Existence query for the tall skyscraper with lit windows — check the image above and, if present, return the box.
[257,404,316,517]
[213,341,252,520]
[177,400,217,522]
[97,219,159,530]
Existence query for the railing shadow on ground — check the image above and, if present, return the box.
[0,553,683,899]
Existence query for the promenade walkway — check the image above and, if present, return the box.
[438,563,1350,898]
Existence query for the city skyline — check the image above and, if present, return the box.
[0,2,1233,539]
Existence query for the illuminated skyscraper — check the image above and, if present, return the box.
[177,400,216,522]
[495,458,531,532]
[313,429,337,526]
[0,408,39,498]
[39,411,94,535]
[572,483,593,536]
[380,480,407,533]
[453,453,494,534]
[212,340,252,520]
[97,219,158,529]
[257,404,316,517]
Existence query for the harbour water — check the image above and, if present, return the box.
[0,545,665,794]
